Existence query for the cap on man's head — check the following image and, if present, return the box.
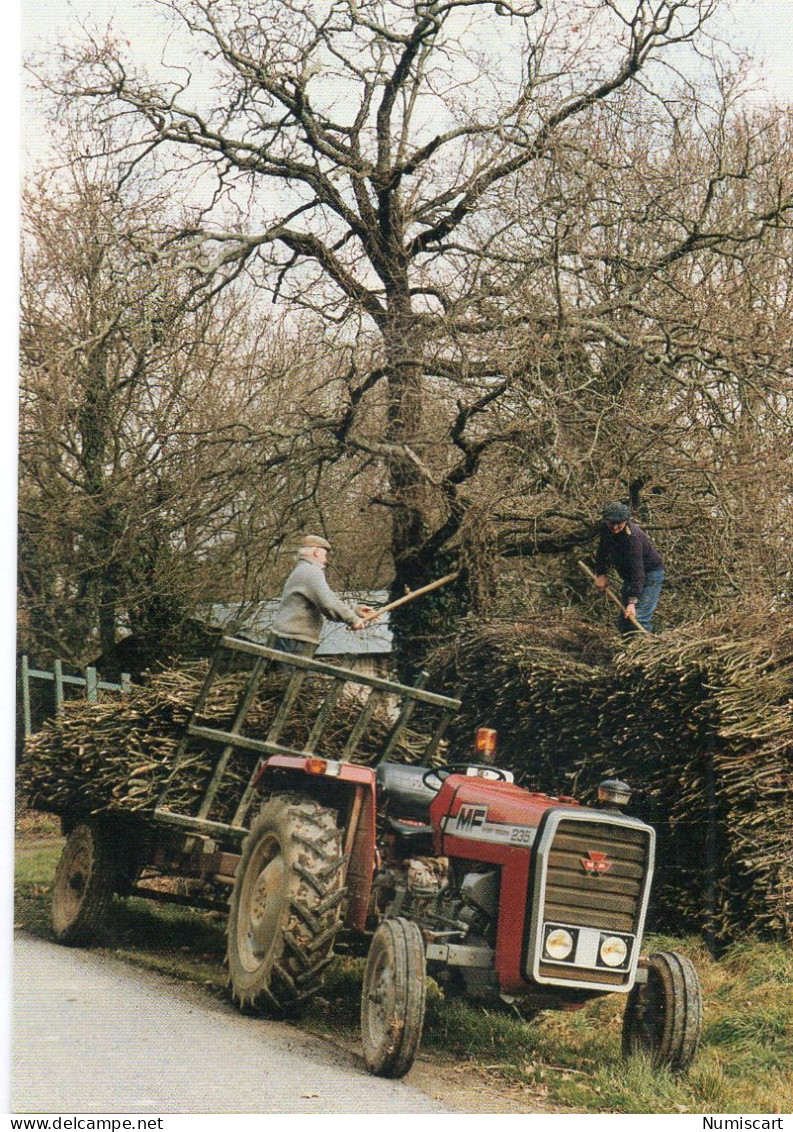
[301,534,332,550]
[601,502,630,524]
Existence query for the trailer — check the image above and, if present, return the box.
[52,635,459,941]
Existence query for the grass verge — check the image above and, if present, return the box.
[15,839,792,1114]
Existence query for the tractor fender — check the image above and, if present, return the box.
[254,755,377,931]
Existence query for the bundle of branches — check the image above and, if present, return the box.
[428,610,793,944]
[20,660,428,825]
[428,617,618,794]
[601,613,793,944]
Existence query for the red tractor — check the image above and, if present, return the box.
[49,638,702,1078]
[230,740,701,1077]
[225,697,702,1082]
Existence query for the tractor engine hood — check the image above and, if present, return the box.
[430,775,583,856]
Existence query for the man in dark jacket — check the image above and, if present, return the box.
[595,502,665,634]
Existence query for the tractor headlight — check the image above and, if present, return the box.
[544,927,576,961]
[599,935,629,968]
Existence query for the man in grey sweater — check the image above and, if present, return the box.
[272,535,375,656]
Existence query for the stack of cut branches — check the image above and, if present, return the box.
[429,609,793,944]
[20,661,425,825]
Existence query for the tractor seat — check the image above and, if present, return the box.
[375,761,436,834]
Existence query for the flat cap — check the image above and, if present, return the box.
[301,534,332,550]
[601,502,630,524]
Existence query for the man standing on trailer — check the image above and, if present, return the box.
[272,534,376,657]
[594,503,665,634]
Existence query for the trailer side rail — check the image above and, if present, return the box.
[154,635,460,837]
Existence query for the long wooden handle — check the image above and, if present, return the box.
[577,560,650,636]
[361,571,460,622]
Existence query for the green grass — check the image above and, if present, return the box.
[15,841,793,1114]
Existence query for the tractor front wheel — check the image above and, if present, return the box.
[361,917,427,1078]
[227,792,346,1015]
[51,820,116,945]
[622,950,702,1072]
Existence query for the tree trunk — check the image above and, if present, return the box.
[385,322,427,578]
[381,297,478,675]
[382,298,431,671]
[77,257,119,659]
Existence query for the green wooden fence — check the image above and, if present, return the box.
[19,655,131,738]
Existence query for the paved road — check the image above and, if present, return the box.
[12,934,450,1114]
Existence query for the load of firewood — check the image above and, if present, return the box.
[428,608,793,945]
[20,607,792,943]
[19,661,425,826]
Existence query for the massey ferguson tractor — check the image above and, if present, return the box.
[49,636,702,1079]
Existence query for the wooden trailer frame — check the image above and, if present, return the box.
[86,634,460,909]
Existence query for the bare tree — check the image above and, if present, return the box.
[480,92,793,612]
[18,129,322,664]
[33,0,793,659]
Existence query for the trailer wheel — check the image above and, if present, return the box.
[227,792,346,1015]
[622,950,702,1072]
[51,820,116,945]
[361,917,427,1078]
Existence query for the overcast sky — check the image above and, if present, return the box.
[18,0,793,82]
[15,0,793,171]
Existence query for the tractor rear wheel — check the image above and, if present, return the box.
[622,950,702,1072]
[51,820,116,945]
[361,917,427,1078]
[226,792,346,1015]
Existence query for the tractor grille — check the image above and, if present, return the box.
[542,818,650,934]
[529,813,654,989]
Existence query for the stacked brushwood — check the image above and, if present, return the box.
[428,609,793,945]
[20,661,425,827]
[21,612,792,942]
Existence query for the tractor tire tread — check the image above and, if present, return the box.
[51,820,117,946]
[622,949,702,1073]
[226,792,345,1016]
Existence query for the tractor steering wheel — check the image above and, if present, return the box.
[421,763,509,793]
